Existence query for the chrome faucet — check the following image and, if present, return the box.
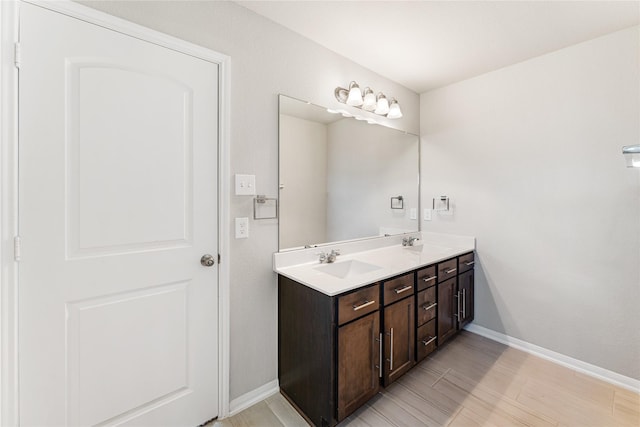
[402,236,420,246]
[318,249,341,263]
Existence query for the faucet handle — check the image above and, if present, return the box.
[316,252,327,263]
[330,249,341,256]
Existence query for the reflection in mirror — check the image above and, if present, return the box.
[279,95,420,251]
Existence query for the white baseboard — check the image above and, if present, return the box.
[228,379,280,417]
[465,324,640,393]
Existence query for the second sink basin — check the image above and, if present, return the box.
[315,260,382,279]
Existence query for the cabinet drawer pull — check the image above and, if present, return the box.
[464,261,475,266]
[422,276,436,282]
[445,268,457,274]
[352,300,375,311]
[422,336,437,346]
[394,285,413,294]
[422,302,437,311]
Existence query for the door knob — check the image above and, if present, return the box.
[200,254,215,267]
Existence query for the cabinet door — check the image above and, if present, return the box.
[337,312,380,421]
[383,297,415,386]
[437,278,457,345]
[458,269,474,328]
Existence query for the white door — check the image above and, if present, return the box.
[18,3,219,425]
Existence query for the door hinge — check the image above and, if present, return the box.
[14,42,21,69]
[14,236,21,262]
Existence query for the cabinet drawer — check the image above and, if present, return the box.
[417,319,437,361]
[338,284,380,326]
[383,273,414,306]
[416,265,437,292]
[416,287,437,326]
[437,258,457,282]
[458,252,475,274]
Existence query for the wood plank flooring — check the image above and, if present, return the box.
[214,331,639,426]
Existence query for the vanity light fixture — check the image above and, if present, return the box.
[374,93,390,115]
[622,145,640,168]
[345,81,363,106]
[387,98,403,119]
[334,81,402,119]
[362,87,377,111]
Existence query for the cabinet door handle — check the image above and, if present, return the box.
[388,328,394,371]
[394,285,412,294]
[464,261,475,266]
[422,336,437,346]
[422,302,437,311]
[352,300,375,311]
[376,333,382,378]
[422,276,436,283]
[445,268,457,274]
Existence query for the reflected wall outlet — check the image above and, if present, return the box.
[235,174,256,196]
[235,217,249,238]
[424,209,432,221]
[410,208,417,220]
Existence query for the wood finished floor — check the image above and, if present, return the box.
[214,331,640,427]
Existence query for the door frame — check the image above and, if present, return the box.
[0,1,232,424]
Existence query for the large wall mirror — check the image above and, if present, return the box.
[279,95,420,251]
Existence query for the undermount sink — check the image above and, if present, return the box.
[314,260,382,279]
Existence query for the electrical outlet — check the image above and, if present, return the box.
[410,208,417,220]
[424,208,432,221]
[235,217,249,238]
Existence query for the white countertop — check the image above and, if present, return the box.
[273,232,475,296]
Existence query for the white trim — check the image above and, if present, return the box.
[465,324,640,393]
[228,380,280,417]
[1,0,20,424]
[217,40,232,420]
[0,0,232,422]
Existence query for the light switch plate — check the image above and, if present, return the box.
[424,208,432,221]
[235,217,249,238]
[235,174,256,196]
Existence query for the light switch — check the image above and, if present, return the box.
[235,217,249,239]
[235,174,256,196]
[424,209,432,221]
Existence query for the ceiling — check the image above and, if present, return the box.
[237,1,640,94]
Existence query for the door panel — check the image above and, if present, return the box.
[437,278,457,345]
[19,3,219,425]
[383,297,415,386]
[67,60,194,256]
[337,312,380,421]
[459,270,474,328]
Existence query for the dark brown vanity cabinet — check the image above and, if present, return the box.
[278,276,382,426]
[381,274,415,386]
[278,251,474,426]
[337,311,380,420]
[337,284,381,421]
[437,252,475,346]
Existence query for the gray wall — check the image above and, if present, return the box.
[421,26,640,380]
[78,0,420,401]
